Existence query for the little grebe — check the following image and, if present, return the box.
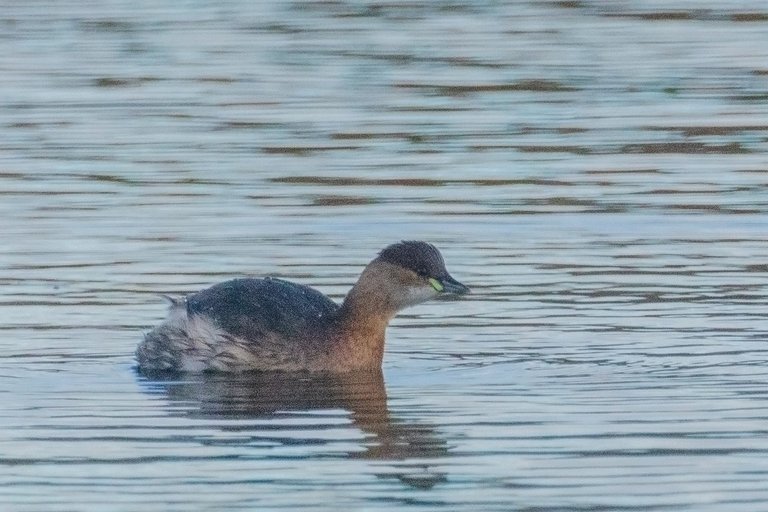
[136,241,469,372]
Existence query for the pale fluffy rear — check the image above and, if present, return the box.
[137,301,269,372]
[137,297,333,372]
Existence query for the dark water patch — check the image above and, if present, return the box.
[271,176,443,187]
[262,145,361,155]
[34,205,102,212]
[641,186,760,195]
[78,20,137,33]
[441,57,507,69]
[507,145,592,155]
[173,178,234,186]
[0,188,118,197]
[0,171,28,179]
[731,93,768,102]
[294,1,481,19]
[724,168,766,174]
[514,126,591,136]
[666,204,761,214]
[394,80,578,96]
[82,173,143,185]
[731,12,768,22]
[241,22,302,34]
[6,121,35,129]
[529,197,622,210]
[600,10,698,21]
[197,77,239,84]
[620,142,749,154]
[386,105,476,112]
[594,8,768,24]
[585,169,662,175]
[92,77,147,88]
[270,176,576,187]
[597,9,768,22]
[645,125,768,136]
[340,52,506,69]
[310,195,377,207]
[555,127,588,135]
[552,1,584,8]
[330,131,430,143]
[215,121,282,131]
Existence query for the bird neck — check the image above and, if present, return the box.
[332,262,402,368]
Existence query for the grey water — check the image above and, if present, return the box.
[2,1,768,510]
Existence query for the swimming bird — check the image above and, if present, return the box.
[136,241,469,372]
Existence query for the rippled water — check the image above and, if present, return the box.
[2,1,768,510]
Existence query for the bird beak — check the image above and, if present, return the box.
[431,275,470,295]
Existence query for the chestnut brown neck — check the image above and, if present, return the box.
[332,261,407,369]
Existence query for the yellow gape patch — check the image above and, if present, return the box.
[428,278,444,292]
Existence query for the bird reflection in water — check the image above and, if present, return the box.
[139,370,448,489]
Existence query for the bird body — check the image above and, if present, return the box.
[136,242,468,373]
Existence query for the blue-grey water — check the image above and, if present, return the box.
[2,1,768,510]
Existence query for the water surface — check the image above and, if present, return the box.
[2,1,768,510]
